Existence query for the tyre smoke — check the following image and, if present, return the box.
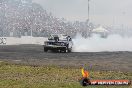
[73,34,132,52]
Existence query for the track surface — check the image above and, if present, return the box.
[0,45,132,72]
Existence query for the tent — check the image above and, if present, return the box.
[92,26,108,33]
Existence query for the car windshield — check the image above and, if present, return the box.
[48,35,58,40]
[48,34,68,41]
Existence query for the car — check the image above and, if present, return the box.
[43,34,73,53]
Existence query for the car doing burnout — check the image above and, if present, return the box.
[43,34,73,53]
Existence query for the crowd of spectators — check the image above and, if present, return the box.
[0,0,131,38]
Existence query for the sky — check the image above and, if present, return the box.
[33,0,132,27]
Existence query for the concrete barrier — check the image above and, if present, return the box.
[0,36,48,45]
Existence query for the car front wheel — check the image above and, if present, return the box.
[44,47,48,52]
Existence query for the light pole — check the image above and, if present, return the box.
[87,0,92,37]
[87,0,90,22]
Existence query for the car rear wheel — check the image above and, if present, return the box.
[68,48,72,53]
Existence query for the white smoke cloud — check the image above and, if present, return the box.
[73,34,132,52]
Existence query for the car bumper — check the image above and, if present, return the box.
[43,45,67,50]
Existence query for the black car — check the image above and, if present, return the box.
[43,34,73,53]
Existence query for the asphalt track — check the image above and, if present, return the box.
[0,45,132,72]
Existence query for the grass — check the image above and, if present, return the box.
[0,62,131,88]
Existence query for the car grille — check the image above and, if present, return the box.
[48,42,62,46]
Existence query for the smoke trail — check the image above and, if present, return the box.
[73,34,132,52]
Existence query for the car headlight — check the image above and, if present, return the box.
[61,43,65,46]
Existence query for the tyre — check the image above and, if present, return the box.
[44,47,48,52]
[63,48,68,53]
[68,48,72,53]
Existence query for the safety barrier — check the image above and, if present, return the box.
[0,37,47,45]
